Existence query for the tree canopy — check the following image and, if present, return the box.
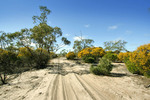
[73,38,94,53]
[104,40,127,53]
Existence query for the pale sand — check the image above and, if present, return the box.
[0,57,150,100]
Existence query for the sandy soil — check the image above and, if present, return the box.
[0,57,150,100]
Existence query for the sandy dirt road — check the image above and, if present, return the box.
[0,57,150,100]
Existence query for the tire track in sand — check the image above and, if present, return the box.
[75,74,107,100]
[44,74,58,100]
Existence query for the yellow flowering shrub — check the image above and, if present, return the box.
[126,43,150,77]
[18,47,33,58]
[78,47,105,58]
[66,52,76,60]
[118,52,131,62]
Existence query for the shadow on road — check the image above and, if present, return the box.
[47,62,90,76]
[109,73,129,77]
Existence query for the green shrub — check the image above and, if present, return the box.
[103,52,118,62]
[0,49,19,84]
[66,52,76,60]
[90,58,113,75]
[34,48,50,69]
[90,66,102,75]
[18,47,50,69]
[125,43,150,78]
[18,47,35,68]
[144,70,150,78]
[125,60,141,74]
[83,56,95,63]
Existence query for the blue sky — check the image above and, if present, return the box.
[0,0,150,52]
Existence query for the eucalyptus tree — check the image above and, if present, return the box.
[104,40,127,53]
[31,6,70,53]
[73,38,94,53]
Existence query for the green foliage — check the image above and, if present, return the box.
[125,60,141,74]
[59,49,68,57]
[90,58,113,75]
[0,49,20,84]
[32,6,51,24]
[82,56,95,63]
[34,48,50,69]
[125,43,150,77]
[103,52,118,62]
[104,40,127,53]
[144,70,150,78]
[73,38,94,54]
[78,47,105,63]
[0,6,71,84]
[66,52,76,60]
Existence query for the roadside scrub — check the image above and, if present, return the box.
[90,58,114,75]
[118,43,150,78]
[78,47,105,63]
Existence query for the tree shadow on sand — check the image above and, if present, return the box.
[109,73,129,77]
[46,62,90,76]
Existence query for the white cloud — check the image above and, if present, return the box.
[125,30,132,34]
[108,25,118,30]
[65,33,70,37]
[84,24,90,28]
[73,36,85,40]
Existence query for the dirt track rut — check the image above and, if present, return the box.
[0,57,150,100]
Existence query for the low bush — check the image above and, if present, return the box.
[66,52,76,60]
[125,60,141,74]
[78,47,105,58]
[118,52,130,62]
[103,52,118,62]
[83,56,95,63]
[18,47,35,68]
[18,47,50,69]
[0,49,19,84]
[125,43,150,78]
[90,58,113,75]
[34,48,50,69]
[78,47,105,63]
[144,70,150,78]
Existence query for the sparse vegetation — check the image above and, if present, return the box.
[78,47,105,63]
[66,52,76,60]
[102,52,118,62]
[0,6,70,84]
[125,43,150,77]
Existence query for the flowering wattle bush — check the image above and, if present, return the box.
[66,52,76,60]
[18,47,33,58]
[78,47,105,58]
[125,43,150,77]
[118,52,131,62]
[78,47,105,63]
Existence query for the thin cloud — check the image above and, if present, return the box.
[125,30,132,34]
[108,25,118,30]
[65,33,70,37]
[73,36,85,40]
[84,24,90,28]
